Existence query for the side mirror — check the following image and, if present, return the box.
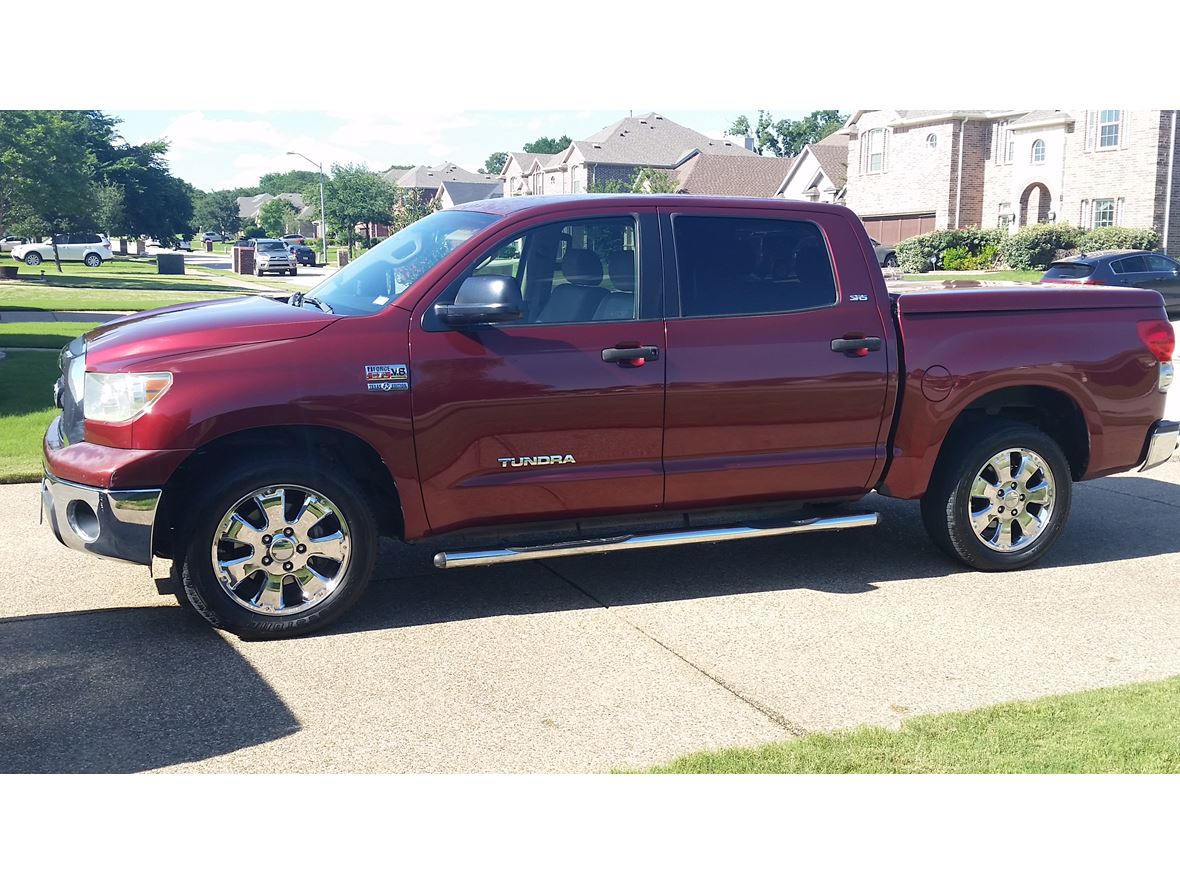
[434,274,523,325]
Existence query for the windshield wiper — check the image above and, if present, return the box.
[294,293,333,314]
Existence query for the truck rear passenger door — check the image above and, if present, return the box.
[409,210,666,536]
[660,207,891,509]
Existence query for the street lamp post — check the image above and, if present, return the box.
[286,151,328,266]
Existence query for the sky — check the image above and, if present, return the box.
[109,109,808,192]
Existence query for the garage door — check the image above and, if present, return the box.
[861,214,937,246]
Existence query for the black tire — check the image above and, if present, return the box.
[290,268,297,276]
[920,421,1072,571]
[24,252,43,266]
[884,253,898,267]
[254,266,263,276]
[84,252,102,267]
[176,457,378,639]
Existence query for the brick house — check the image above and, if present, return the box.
[837,110,1180,254]
[501,112,756,196]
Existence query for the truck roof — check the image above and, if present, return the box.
[452,193,854,218]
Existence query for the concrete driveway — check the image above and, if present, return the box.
[2,458,1179,773]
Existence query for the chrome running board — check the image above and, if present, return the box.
[433,512,879,569]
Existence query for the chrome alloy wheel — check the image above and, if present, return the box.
[211,485,352,616]
[967,448,1056,552]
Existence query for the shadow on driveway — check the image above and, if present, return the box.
[327,474,1180,636]
[0,607,299,773]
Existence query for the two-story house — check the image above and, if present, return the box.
[837,110,1180,254]
[501,112,757,196]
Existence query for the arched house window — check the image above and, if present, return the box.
[1031,139,1046,164]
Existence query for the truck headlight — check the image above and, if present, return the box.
[83,372,173,423]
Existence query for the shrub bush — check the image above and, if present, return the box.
[242,225,266,239]
[1076,226,1161,253]
[997,223,1083,270]
[895,227,1006,273]
[941,246,972,270]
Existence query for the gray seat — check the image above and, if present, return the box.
[537,248,610,324]
[593,250,638,321]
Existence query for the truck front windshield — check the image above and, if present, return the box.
[305,210,497,316]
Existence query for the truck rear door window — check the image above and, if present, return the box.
[672,216,837,318]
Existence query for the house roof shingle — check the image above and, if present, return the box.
[674,153,796,197]
[505,151,558,174]
[807,131,849,191]
[438,180,503,205]
[387,162,498,189]
[570,112,756,167]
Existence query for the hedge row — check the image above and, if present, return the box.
[896,224,1162,273]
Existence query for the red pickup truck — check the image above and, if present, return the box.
[41,196,1178,639]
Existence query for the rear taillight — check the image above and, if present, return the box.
[1138,320,1176,362]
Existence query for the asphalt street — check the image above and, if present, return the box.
[2,454,1178,773]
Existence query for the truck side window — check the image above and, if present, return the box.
[672,216,837,318]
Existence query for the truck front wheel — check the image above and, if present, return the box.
[920,422,1072,571]
[177,458,378,639]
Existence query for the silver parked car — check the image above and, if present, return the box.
[253,238,297,276]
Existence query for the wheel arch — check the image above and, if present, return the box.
[935,384,1090,482]
[152,424,403,560]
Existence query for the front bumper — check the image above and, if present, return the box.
[40,471,161,566]
[1139,420,1179,472]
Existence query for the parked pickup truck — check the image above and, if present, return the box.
[40,196,1178,639]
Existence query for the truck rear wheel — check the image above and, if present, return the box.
[176,458,377,639]
[920,421,1072,571]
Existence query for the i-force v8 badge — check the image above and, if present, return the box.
[365,364,409,391]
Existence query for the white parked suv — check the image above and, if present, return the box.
[12,233,114,267]
[1,235,27,253]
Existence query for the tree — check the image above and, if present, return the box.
[194,191,243,237]
[391,187,440,234]
[95,183,127,236]
[480,151,508,176]
[726,110,844,158]
[259,198,299,237]
[259,170,320,195]
[310,164,396,256]
[630,168,680,193]
[522,135,571,155]
[0,110,98,238]
[60,111,195,240]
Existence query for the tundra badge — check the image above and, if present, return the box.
[498,455,577,468]
[366,364,409,391]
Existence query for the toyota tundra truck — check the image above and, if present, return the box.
[40,196,1179,639]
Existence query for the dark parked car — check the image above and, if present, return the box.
[288,243,316,266]
[869,237,898,267]
[1041,250,1180,314]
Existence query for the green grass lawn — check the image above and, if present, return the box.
[0,285,244,312]
[643,676,1180,773]
[0,351,60,482]
[903,270,1044,283]
[0,322,98,349]
[0,253,259,310]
